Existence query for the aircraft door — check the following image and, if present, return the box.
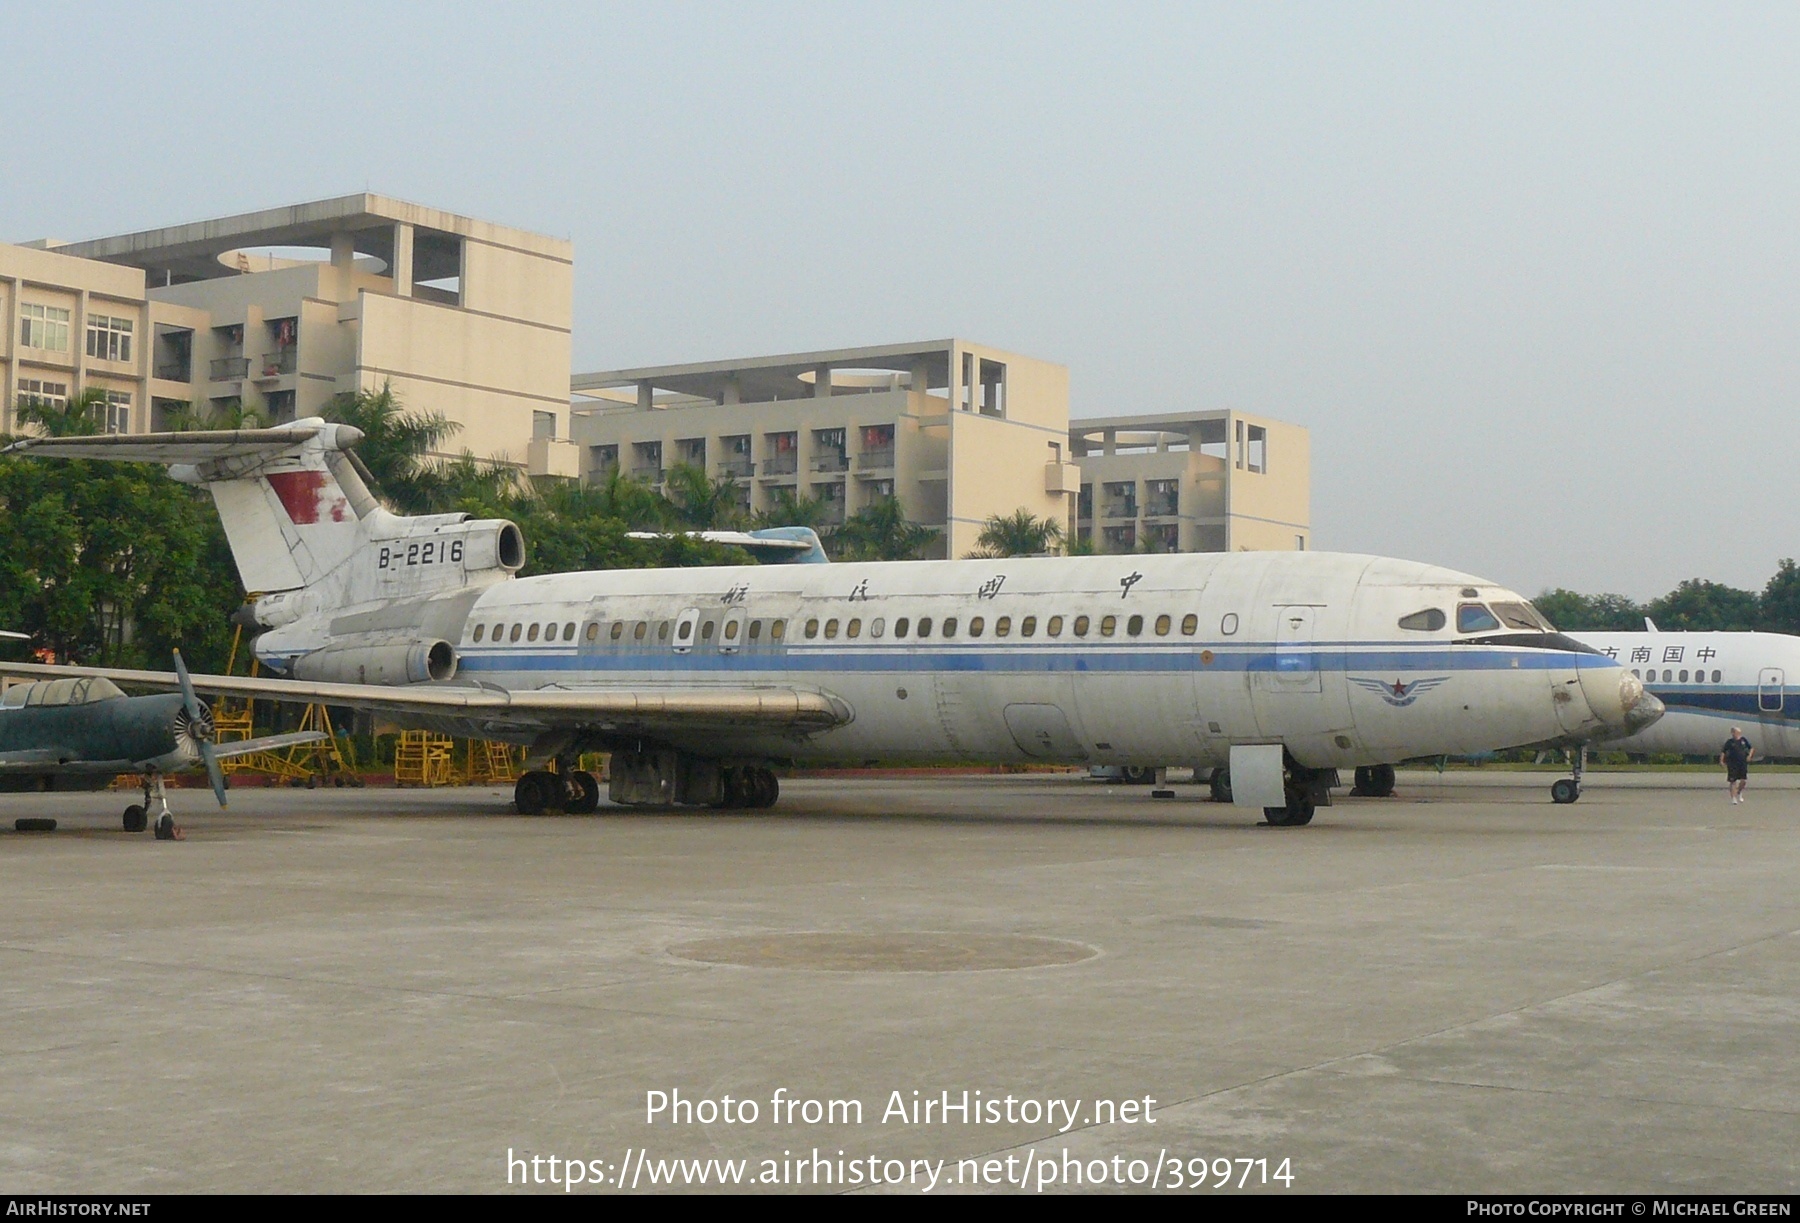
[1250,603,1351,752]
[1262,606,1322,694]
[1759,668,1784,714]
[672,608,700,653]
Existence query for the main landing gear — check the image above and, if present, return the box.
[1351,764,1397,797]
[1551,746,1586,805]
[513,768,601,815]
[123,772,182,840]
[715,766,779,810]
[1265,760,1334,827]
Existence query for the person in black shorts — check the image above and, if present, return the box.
[1720,726,1754,804]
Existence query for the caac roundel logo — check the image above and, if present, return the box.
[1350,676,1449,707]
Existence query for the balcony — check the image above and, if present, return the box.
[1143,497,1179,518]
[812,453,849,474]
[762,454,798,477]
[630,466,665,484]
[857,447,895,470]
[154,361,191,382]
[717,458,755,479]
[1101,501,1137,520]
[528,437,580,479]
[259,349,297,378]
[209,356,250,381]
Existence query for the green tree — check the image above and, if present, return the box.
[664,463,747,530]
[321,382,457,511]
[1643,579,1760,632]
[830,496,935,561]
[1759,559,1800,635]
[15,387,107,438]
[965,508,1064,558]
[1531,589,1645,631]
[755,489,836,533]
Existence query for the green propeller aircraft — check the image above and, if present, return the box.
[0,650,321,839]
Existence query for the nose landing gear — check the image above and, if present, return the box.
[1551,746,1586,804]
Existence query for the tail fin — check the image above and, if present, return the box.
[2,419,523,616]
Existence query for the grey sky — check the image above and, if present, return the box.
[6,3,1796,600]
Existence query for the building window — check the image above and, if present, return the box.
[86,314,135,363]
[17,378,67,407]
[94,390,131,434]
[265,390,297,423]
[533,411,557,440]
[20,303,71,352]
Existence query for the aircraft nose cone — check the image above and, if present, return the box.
[1582,667,1664,735]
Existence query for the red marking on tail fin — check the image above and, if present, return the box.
[267,470,349,524]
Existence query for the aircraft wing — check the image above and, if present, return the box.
[210,731,329,759]
[0,663,853,737]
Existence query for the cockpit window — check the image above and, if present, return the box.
[1489,601,1553,631]
[1398,608,1447,632]
[1456,603,1502,633]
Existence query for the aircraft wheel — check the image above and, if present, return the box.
[1209,769,1233,804]
[1120,766,1155,785]
[122,804,147,833]
[154,814,177,840]
[752,768,779,809]
[1370,764,1396,797]
[1551,778,1581,805]
[514,771,551,815]
[1264,795,1315,827]
[565,770,601,815]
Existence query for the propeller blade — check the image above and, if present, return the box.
[174,651,227,808]
[202,742,228,809]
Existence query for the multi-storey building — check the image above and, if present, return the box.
[1069,410,1309,553]
[7,195,578,476]
[571,340,1080,559]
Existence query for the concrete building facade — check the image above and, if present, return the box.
[1070,410,1310,554]
[8,196,577,476]
[571,341,1079,559]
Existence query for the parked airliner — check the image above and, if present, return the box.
[1567,628,1800,760]
[0,421,1662,824]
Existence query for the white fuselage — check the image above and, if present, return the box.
[258,550,1642,769]
[1567,631,1800,759]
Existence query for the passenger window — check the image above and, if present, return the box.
[510,624,523,642]
[995,616,1011,637]
[1073,615,1090,637]
[1662,669,1672,682]
[1127,614,1143,636]
[1046,615,1062,637]
[1099,615,1116,637]
[748,620,762,640]
[1154,614,1170,636]
[894,617,909,638]
[1020,616,1037,637]
[1632,669,1640,678]
[1220,613,1238,635]
[492,623,504,640]
[633,622,647,641]
[824,619,839,639]
[585,622,599,642]
[871,618,885,638]
[849,619,863,638]
[725,619,740,640]
[968,617,984,637]
[1398,609,1447,632]
[473,624,485,643]
[657,621,671,642]
[526,623,539,642]
[1679,670,1689,682]
[805,619,820,639]
[678,621,693,641]
[1712,670,1721,683]
[942,618,958,637]
[1181,614,1198,636]
[564,622,576,641]
[1456,603,1502,633]
[701,621,716,641]
[609,623,624,641]
[917,618,933,638]
[771,620,786,641]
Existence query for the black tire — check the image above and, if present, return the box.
[752,768,779,809]
[1352,766,1373,795]
[154,814,176,840]
[15,818,56,833]
[565,770,601,815]
[1121,766,1155,785]
[1551,778,1581,805]
[514,771,549,815]
[1209,769,1233,804]
[122,804,147,833]
[1264,793,1316,827]
[1370,764,1396,797]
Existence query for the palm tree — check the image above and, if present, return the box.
[664,463,747,530]
[14,386,107,438]
[321,382,458,511]
[965,508,1065,558]
[754,489,836,533]
[165,398,265,431]
[831,496,935,561]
